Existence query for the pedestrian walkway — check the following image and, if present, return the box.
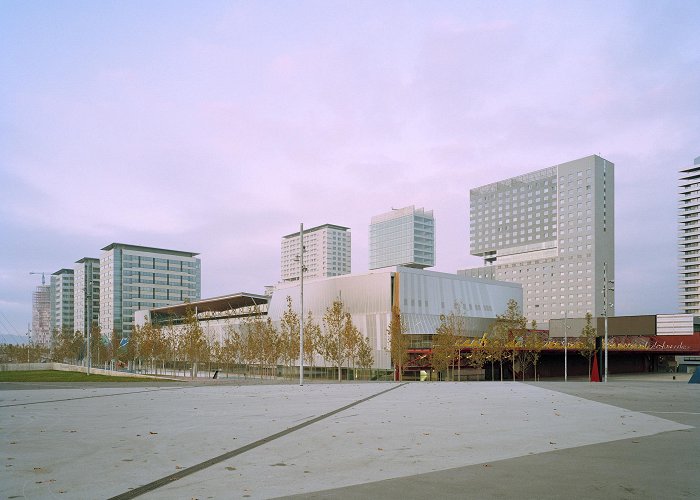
[1,379,697,499]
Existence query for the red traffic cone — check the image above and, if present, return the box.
[590,355,601,382]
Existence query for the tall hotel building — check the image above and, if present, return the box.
[74,257,100,334]
[50,269,74,334]
[679,156,700,314]
[459,155,614,327]
[369,206,435,270]
[100,243,201,337]
[281,224,351,282]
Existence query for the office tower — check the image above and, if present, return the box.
[369,206,435,270]
[679,156,700,314]
[460,155,614,327]
[74,257,100,334]
[281,224,351,282]
[31,285,51,347]
[99,243,201,338]
[50,269,74,335]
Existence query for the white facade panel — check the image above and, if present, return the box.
[281,224,351,282]
[679,159,700,314]
[657,314,695,336]
[461,154,614,328]
[268,267,521,369]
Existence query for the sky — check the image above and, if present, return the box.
[1,0,699,340]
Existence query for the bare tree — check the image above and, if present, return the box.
[303,310,321,378]
[467,342,488,380]
[387,305,410,381]
[181,306,209,378]
[88,322,106,368]
[108,329,122,370]
[279,296,300,378]
[430,304,466,381]
[53,326,82,364]
[524,320,545,381]
[343,318,362,379]
[487,299,526,381]
[222,322,241,377]
[485,322,506,381]
[261,317,279,379]
[322,299,349,381]
[356,334,374,380]
[579,312,597,381]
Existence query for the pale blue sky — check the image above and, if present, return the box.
[1,1,699,338]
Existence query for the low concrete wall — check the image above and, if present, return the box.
[0,362,158,379]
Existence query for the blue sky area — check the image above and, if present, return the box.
[1,1,699,338]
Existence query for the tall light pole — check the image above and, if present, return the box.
[602,262,614,383]
[86,276,91,376]
[564,311,569,382]
[299,223,305,386]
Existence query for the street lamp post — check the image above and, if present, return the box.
[86,277,92,376]
[564,311,568,382]
[602,262,614,383]
[299,223,305,387]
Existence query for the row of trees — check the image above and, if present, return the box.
[0,296,374,380]
[0,325,125,367]
[388,299,598,382]
[4,296,600,383]
[76,296,376,380]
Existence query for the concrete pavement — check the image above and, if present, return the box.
[1,377,697,499]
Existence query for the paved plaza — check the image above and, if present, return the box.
[1,377,698,499]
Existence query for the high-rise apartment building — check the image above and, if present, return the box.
[459,155,614,327]
[281,224,351,282]
[50,269,74,334]
[369,206,435,270]
[99,243,201,338]
[74,257,100,334]
[31,284,51,347]
[679,156,700,314]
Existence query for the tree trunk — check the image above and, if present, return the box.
[457,351,461,382]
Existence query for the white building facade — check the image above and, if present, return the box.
[50,268,74,334]
[141,268,522,371]
[281,224,351,282]
[100,243,201,338]
[369,206,435,270]
[679,157,700,314]
[460,155,614,328]
[74,257,100,334]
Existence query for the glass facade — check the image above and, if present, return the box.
[369,206,435,270]
[74,257,100,335]
[100,244,201,338]
[50,269,74,335]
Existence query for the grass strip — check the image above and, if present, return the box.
[0,370,164,382]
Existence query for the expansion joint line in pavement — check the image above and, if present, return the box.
[0,387,183,408]
[108,382,409,500]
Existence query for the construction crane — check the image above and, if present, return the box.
[30,272,49,285]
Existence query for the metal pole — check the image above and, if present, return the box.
[603,262,608,383]
[299,223,304,386]
[564,311,568,382]
[86,276,91,376]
